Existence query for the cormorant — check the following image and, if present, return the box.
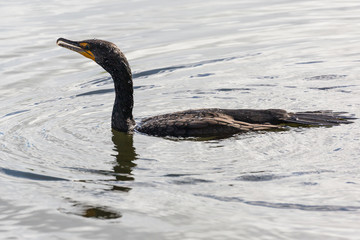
[57,38,354,138]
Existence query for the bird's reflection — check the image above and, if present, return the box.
[111,130,137,192]
[63,131,136,219]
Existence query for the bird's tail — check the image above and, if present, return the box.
[285,111,356,126]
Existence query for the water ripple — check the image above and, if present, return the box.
[236,170,334,182]
[196,194,360,212]
[0,167,68,181]
[132,55,253,79]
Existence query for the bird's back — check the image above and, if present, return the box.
[136,109,283,137]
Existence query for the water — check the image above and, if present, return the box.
[1,0,360,239]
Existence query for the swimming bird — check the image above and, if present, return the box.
[57,38,354,138]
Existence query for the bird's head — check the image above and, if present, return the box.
[56,38,130,75]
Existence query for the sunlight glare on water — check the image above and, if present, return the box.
[0,0,360,239]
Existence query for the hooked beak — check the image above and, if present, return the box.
[57,38,95,61]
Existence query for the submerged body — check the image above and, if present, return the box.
[137,108,351,137]
[57,38,354,138]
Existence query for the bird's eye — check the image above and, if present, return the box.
[80,42,90,50]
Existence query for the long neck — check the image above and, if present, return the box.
[109,61,135,132]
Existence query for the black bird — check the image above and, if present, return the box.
[57,38,354,138]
